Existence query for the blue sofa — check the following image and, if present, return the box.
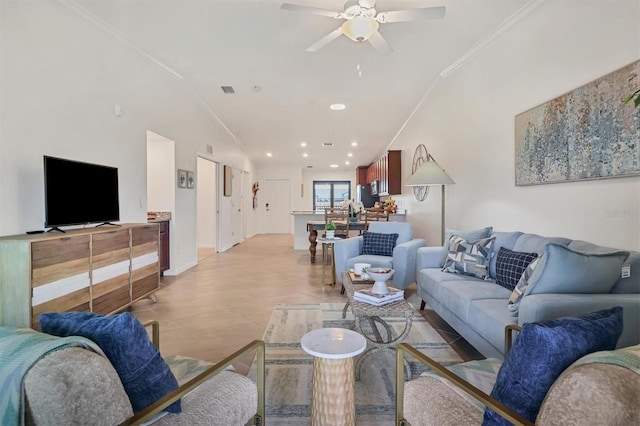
[333,222,426,290]
[416,229,640,359]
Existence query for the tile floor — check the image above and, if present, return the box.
[130,234,482,374]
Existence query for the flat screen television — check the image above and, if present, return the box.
[44,156,120,230]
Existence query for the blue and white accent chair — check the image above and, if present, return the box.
[333,222,426,290]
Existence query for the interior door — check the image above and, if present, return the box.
[265,179,290,233]
[231,167,244,245]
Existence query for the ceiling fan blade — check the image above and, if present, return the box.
[368,31,393,55]
[376,6,446,23]
[306,27,344,52]
[281,3,343,19]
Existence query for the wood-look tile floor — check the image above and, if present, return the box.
[130,234,482,375]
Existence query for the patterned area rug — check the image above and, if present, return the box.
[249,302,463,425]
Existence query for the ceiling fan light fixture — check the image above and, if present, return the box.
[341,16,379,42]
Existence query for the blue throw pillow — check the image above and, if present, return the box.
[40,312,181,414]
[482,307,623,425]
[526,243,629,295]
[495,247,538,291]
[362,231,399,256]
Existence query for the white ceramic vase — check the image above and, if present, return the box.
[326,230,335,239]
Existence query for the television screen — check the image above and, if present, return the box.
[44,156,120,228]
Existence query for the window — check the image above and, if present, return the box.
[313,181,350,212]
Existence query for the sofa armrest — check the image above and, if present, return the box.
[334,236,363,283]
[392,239,426,290]
[396,343,533,426]
[518,294,640,348]
[417,246,445,270]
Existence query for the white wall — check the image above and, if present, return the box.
[389,1,640,251]
[196,157,216,249]
[147,131,175,213]
[0,1,255,273]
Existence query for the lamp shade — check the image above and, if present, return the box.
[342,16,379,42]
[405,160,454,186]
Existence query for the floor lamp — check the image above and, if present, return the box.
[405,156,454,245]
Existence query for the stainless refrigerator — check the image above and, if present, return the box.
[356,183,379,208]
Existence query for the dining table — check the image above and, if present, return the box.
[306,220,367,264]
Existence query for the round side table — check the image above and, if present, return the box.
[301,328,367,426]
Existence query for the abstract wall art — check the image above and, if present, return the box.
[515,60,640,186]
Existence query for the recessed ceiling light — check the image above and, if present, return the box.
[330,164,339,168]
[329,103,346,111]
[303,153,308,157]
[345,161,350,165]
[347,153,353,157]
[300,142,307,147]
[351,142,358,146]
[266,152,272,157]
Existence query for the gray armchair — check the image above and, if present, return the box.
[333,222,425,290]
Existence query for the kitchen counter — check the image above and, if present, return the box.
[291,210,406,250]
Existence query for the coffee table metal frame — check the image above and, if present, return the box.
[341,271,414,380]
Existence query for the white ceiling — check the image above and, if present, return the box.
[68,0,533,171]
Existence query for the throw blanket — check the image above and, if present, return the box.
[572,344,640,373]
[0,326,103,426]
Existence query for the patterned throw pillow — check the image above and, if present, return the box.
[483,307,623,426]
[362,231,399,257]
[442,235,495,280]
[495,247,538,291]
[507,256,540,315]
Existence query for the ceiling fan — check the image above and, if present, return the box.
[281,0,446,55]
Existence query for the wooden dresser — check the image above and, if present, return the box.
[0,223,160,329]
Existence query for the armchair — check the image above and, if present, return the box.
[17,321,265,426]
[333,222,425,290]
[396,320,640,426]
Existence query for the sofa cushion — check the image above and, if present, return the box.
[511,233,571,255]
[441,226,494,266]
[482,307,623,426]
[443,236,495,280]
[347,254,394,271]
[438,281,512,323]
[24,347,134,425]
[418,268,482,303]
[40,312,181,414]
[362,231,398,256]
[368,222,412,244]
[495,247,538,291]
[526,243,629,295]
[467,299,518,355]
[569,241,640,295]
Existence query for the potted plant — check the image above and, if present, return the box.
[325,220,337,239]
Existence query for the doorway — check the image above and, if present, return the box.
[264,179,291,233]
[196,156,217,260]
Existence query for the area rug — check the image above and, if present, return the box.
[249,302,463,425]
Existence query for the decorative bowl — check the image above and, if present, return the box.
[366,268,394,294]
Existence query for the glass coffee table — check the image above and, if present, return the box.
[341,271,414,379]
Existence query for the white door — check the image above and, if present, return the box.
[265,179,290,233]
[196,157,216,250]
[231,167,244,245]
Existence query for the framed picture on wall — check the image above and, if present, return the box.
[186,171,195,189]
[224,165,232,197]
[177,169,187,188]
